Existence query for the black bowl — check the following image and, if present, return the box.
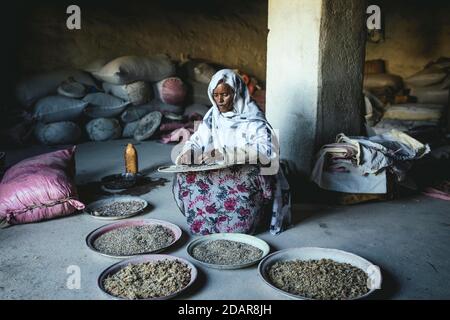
[101,173,143,190]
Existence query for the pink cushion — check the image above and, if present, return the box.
[0,147,85,226]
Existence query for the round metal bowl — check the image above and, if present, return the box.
[84,195,148,221]
[258,247,382,300]
[86,219,182,259]
[100,173,143,192]
[186,233,270,270]
[98,254,197,300]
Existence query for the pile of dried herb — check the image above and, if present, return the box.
[89,200,146,217]
[191,239,263,265]
[267,259,369,300]
[103,260,191,299]
[94,225,175,256]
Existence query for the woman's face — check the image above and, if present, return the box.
[213,83,234,113]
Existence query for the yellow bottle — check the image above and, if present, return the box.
[125,143,138,174]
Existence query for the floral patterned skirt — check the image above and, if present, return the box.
[173,165,275,235]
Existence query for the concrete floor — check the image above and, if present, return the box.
[1,139,449,300]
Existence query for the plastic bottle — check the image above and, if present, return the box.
[125,143,138,174]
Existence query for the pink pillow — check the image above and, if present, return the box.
[0,147,85,227]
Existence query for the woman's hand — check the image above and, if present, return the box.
[177,149,224,165]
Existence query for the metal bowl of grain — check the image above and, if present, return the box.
[186,233,270,269]
[84,196,148,220]
[258,247,382,300]
[98,254,197,300]
[86,219,182,259]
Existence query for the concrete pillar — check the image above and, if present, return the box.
[266,0,366,188]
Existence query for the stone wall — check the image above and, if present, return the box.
[366,0,450,78]
[15,0,268,81]
[11,0,450,82]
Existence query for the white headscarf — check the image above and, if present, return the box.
[205,69,268,124]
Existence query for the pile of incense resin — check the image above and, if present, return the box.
[267,258,370,300]
[191,239,263,265]
[103,260,191,299]
[94,224,175,256]
[89,200,145,217]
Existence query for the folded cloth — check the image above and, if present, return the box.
[337,130,430,175]
[312,130,430,194]
[159,118,196,132]
[312,148,387,194]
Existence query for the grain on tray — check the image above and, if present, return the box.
[93,224,175,256]
[103,259,191,299]
[267,258,370,300]
[191,239,263,265]
[90,200,145,217]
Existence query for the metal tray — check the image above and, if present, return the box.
[86,219,182,259]
[98,254,197,300]
[158,163,231,173]
[186,233,270,270]
[258,247,382,300]
[84,195,148,221]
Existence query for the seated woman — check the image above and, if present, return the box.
[172,69,290,235]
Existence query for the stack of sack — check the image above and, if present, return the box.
[371,102,446,135]
[406,57,450,106]
[14,55,265,146]
[363,59,404,103]
[364,58,449,137]
[14,55,203,145]
[311,129,430,200]
[16,69,97,145]
[180,59,217,106]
